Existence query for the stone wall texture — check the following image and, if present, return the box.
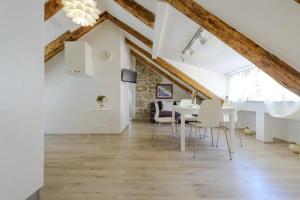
[135,60,162,119]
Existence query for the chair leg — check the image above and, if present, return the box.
[152,123,159,147]
[193,131,197,159]
[175,122,179,138]
[170,123,175,143]
[204,128,207,138]
[199,127,203,139]
[224,128,232,160]
[216,128,220,148]
[188,125,193,146]
[210,128,214,147]
[106,132,111,143]
[238,131,243,147]
[152,123,157,140]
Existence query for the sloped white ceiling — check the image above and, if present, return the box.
[44,0,300,74]
[103,0,153,40]
[158,6,251,73]
[196,0,300,72]
[45,10,80,45]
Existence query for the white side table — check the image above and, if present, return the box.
[88,108,112,141]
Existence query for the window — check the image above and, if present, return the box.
[228,66,299,102]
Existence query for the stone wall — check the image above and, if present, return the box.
[135,60,162,119]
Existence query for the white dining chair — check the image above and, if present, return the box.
[180,99,192,107]
[180,99,197,120]
[218,102,242,147]
[190,99,232,160]
[152,102,178,146]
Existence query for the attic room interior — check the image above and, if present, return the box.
[1,0,300,200]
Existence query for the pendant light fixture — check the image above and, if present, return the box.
[62,0,101,27]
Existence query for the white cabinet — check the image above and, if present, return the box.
[65,41,94,76]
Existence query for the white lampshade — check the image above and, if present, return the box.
[62,0,101,27]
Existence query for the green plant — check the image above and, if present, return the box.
[96,95,106,102]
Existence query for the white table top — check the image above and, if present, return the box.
[88,108,112,111]
[173,105,235,110]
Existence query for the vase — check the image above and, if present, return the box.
[97,101,104,108]
[289,144,300,154]
[244,127,254,135]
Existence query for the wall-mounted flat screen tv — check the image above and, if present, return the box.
[121,69,137,83]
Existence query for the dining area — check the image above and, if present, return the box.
[151,99,241,160]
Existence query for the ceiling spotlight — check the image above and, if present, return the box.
[181,27,207,61]
[189,49,194,56]
[199,37,207,46]
[185,49,190,55]
[181,54,185,62]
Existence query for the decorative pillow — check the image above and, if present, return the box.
[162,100,174,111]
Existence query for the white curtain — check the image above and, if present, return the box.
[228,67,300,121]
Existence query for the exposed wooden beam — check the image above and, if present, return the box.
[131,50,204,100]
[114,0,155,28]
[126,38,223,101]
[295,0,300,3]
[106,13,153,48]
[45,11,153,62]
[45,31,72,62]
[44,12,107,62]
[69,12,108,41]
[167,0,300,96]
[44,0,63,21]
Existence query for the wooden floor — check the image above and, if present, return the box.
[41,121,300,200]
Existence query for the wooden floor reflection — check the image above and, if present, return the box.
[41,121,300,200]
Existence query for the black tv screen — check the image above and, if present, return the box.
[121,69,137,83]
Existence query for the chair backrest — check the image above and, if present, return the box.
[180,99,192,107]
[154,102,160,122]
[198,99,223,127]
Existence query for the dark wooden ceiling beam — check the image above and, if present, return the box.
[45,0,63,21]
[126,38,223,101]
[114,0,155,28]
[106,13,153,48]
[44,12,107,62]
[295,0,300,3]
[167,0,300,96]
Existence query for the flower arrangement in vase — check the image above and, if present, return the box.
[96,95,106,108]
[190,90,197,105]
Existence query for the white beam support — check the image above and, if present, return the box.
[152,1,169,59]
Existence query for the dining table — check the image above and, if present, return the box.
[172,104,236,152]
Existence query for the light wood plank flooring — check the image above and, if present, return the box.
[41,121,300,200]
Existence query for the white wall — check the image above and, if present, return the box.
[0,1,44,200]
[45,21,130,134]
[237,102,300,144]
[166,59,228,98]
[120,34,131,131]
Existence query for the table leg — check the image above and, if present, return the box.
[229,111,235,152]
[172,109,176,135]
[181,115,185,152]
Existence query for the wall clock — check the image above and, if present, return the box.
[103,50,112,61]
